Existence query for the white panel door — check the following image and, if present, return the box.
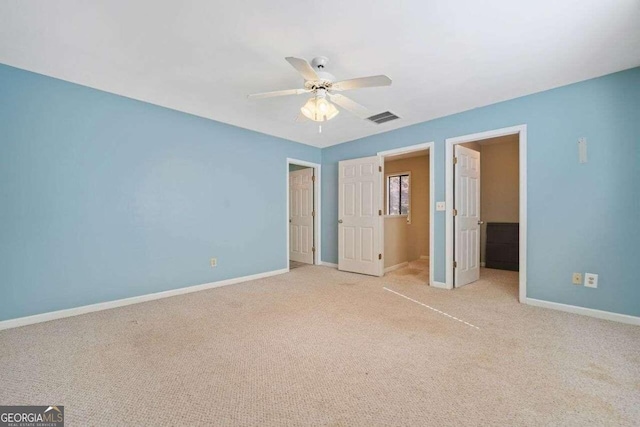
[289,168,314,264]
[454,145,481,287]
[338,156,383,276]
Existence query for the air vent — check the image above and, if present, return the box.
[367,111,400,124]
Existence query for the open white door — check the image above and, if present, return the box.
[454,145,481,287]
[289,168,314,264]
[338,156,384,276]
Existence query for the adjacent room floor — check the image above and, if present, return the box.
[289,260,307,270]
[1,261,638,426]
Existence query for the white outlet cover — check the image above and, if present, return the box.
[584,273,598,288]
[436,201,446,211]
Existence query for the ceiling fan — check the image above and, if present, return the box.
[248,56,392,125]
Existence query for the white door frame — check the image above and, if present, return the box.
[445,125,527,302]
[377,142,435,287]
[286,158,321,269]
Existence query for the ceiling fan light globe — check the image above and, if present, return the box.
[300,98,316,120]
[300,106,313,120]
[300,96,339,122]
[326,106,339,120]
[318,99,329,114]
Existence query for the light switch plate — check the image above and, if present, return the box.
[210,258,217,267]
[436,201,446,211]
[584,273,598,288]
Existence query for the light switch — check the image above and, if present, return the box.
[436,202,446,211]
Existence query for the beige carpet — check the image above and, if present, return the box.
[1,260,639,426]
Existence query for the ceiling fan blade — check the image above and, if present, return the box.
[248,88,310,99]
[328,94,372,119]
[285,57,319,81]
[331,75,392,91]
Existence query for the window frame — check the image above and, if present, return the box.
[385,171,411,223]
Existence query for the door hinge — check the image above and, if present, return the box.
[312,247,315,253]
[379,165,383,172]
[454,157,458,165]
[379,209,382,216]
[312,210,315,217]
[378,253,382,260]
[312,175,315,182]
[453,208,458,216]
[454,261,458,268]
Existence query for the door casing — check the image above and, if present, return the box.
[286,158,321,268]
[377,142,435,287]
[445,125,528,302]
[289,167,315,264]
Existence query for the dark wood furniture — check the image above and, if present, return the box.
[485,222,519,271]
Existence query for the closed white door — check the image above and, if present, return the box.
[454,145,481,287]
[290,168,314,264]
[338,156,384,276]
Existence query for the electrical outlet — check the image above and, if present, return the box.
[210,258,217,267]
[584,273,598,288]
[572,273,582,285]
[436,201,446,211]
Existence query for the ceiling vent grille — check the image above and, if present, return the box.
[367,111,400,124]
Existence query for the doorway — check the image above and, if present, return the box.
[379,143,435,285]
[445,125,527,302]
[287,158,321,270]
[381,149,431,281]
[335,143,434,283]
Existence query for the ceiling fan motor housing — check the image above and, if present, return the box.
[304,56,335,89]
[311,56,329,70]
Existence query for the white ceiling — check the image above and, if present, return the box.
[1,1,639,148]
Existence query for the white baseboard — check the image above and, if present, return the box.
[431,281,450,289]
[524,298,640,326]
[320,261,338,268]
[0,268,289,331]
[384,262,409,273]
[420,255,429,260]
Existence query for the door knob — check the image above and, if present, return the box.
[478,220,484,225]
[338,219,343,224]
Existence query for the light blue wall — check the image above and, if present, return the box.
[322,67,640,317]
[2,64,638,322]
[0,64,320,322]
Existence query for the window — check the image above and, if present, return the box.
[386,173,410,216]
